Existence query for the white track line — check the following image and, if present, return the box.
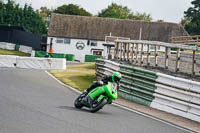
[45,71,196,133]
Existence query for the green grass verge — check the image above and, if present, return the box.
[0,48,30,56]
[49,63,96,91]
[184,50,200,53]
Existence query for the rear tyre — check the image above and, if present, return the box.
[74,96,84,109]
[90,98,107,113]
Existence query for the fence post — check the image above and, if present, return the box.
[115,42,119,60]
[165,47,169,69]
[154,45,158,66]
[131,43,135,63]
[123,43,126,61]
[127,43,130,62]
[175,48,180,72]
[135,43,139,64]
[147,44,150,66]
[140,43,144,66]
[192,50,196,75]
[120,43,123,61]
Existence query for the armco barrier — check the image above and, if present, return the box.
[85,55,102,62]
[96,59,200,122]
[119,65,157,106]
[0,55,66,70]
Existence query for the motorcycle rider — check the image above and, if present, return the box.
[85,72,122,94]
[82,72,122,108]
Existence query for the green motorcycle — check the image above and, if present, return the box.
[74,82,118,113]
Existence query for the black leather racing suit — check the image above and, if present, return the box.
[86,75,113,93]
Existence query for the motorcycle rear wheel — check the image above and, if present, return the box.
[74,96,84,109]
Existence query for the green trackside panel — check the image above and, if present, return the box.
[120,65,133,74]
[120,84,154,101]
[120,70,156,92]
[132,73,156,82]
[49,53,66,58]
[131,77,156,92]
[96,58,105,63]
[15,44,20,51]
[120,65,157,80]
[65,54,75,61]
[118,90,151,106]
[120,77,132,85]
[132,67,157,80]
[132,82,156,92]
[35,51,47,57]
[85,55,102,62]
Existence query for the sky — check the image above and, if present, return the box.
[14,0,193,23]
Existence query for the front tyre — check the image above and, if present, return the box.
[90,98,107,113]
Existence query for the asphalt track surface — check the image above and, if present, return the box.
[0,68,192,133]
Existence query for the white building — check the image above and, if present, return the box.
[47,37,107,61]
[47,13,188,62]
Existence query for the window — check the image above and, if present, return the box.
[87,40,97,46]
[64,38,71,44]
[93,51,102,56]
[56,39,64,44]
[56,38,71,44]
[91,41,97,46]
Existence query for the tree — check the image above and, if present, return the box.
[180,17,190,27]
[98,3,131,19]
[54,4,92,16]
[98,3,152,21]
[157,19,164,22]
[39,6,52,18]
[0,0,5,23]
[128,12,152,21]
[0,0,47,35]
[184,0,200,35]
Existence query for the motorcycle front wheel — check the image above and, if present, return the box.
[90,98,107,113]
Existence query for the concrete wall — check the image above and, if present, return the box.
[0,55,66,70]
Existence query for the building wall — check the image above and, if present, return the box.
[47,37,108,62]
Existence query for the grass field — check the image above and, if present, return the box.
[0,48,30,56]
[50,63,96,91]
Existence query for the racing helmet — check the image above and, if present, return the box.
[112,72,122,83]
